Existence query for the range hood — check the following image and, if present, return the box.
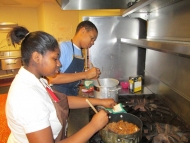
[56,0,133,10]
[122,0,183,20]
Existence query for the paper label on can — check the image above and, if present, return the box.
[134,81,142,92]
[134,81,141,87]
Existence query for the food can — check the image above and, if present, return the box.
[129,75,142,93]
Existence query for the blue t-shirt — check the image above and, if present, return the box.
[59,41,82,73]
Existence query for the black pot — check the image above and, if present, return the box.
[99,113,142,143]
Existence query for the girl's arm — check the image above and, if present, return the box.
[26,110,108,143]
[67,96,116,109]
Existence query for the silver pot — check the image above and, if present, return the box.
[93,78,120,102]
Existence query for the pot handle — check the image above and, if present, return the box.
[108,87,121,97]
[118,137,137,143]
[109,87,121,92]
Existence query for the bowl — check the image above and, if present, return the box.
[120,81,129,89]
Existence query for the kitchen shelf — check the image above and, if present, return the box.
[120,38,190,58]
[122,0,184,20]
[0,22,18,32]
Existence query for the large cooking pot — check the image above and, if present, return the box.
[93,78,120,102]
[99,113,142,143]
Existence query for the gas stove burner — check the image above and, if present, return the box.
[149,123,190,143]
[133,98,147,111]
[119,94,157,112]
[148,104,173,117]
[152,133,171,143]
[89,94,190,143]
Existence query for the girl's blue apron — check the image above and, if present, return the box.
[52,40,85,96]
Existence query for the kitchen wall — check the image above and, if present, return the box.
[37,2,79,42]
[0,2,122,44]
[0,2,122,79]
[0,6,38,51]
[144,1,190,125]
[0,6,39,31]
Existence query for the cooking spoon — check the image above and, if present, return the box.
[91,62,101,86]
[86,99,98,114]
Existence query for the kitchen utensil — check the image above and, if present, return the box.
[90,62,101,86]
[93,78,121,102]
[97,103,127,114]
[99,113,142,143]
[86,99,98,113]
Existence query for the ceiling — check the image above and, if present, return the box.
[0,0,56,7]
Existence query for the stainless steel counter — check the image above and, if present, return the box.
[119,86,153,95]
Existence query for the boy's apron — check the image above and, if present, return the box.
[52,40,85,96]
[41,79,69,142]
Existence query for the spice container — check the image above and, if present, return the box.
[129,75,142,93]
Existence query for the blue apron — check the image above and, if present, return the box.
[52,40,85,96]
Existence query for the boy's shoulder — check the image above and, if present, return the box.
[59,41,72,49]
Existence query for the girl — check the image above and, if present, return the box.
[6,26,116,143]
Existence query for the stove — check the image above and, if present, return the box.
[89,94,190,143]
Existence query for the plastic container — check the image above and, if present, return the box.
[120,81,129,89]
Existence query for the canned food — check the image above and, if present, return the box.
[129,75,142,93]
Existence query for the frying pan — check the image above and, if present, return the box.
[99,113,142,143]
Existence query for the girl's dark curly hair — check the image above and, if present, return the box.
[8,26,58,66]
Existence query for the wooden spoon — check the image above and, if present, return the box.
[91,62,101,86]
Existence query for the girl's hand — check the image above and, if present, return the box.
[90,110,108,131]
[101,98,117,108]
